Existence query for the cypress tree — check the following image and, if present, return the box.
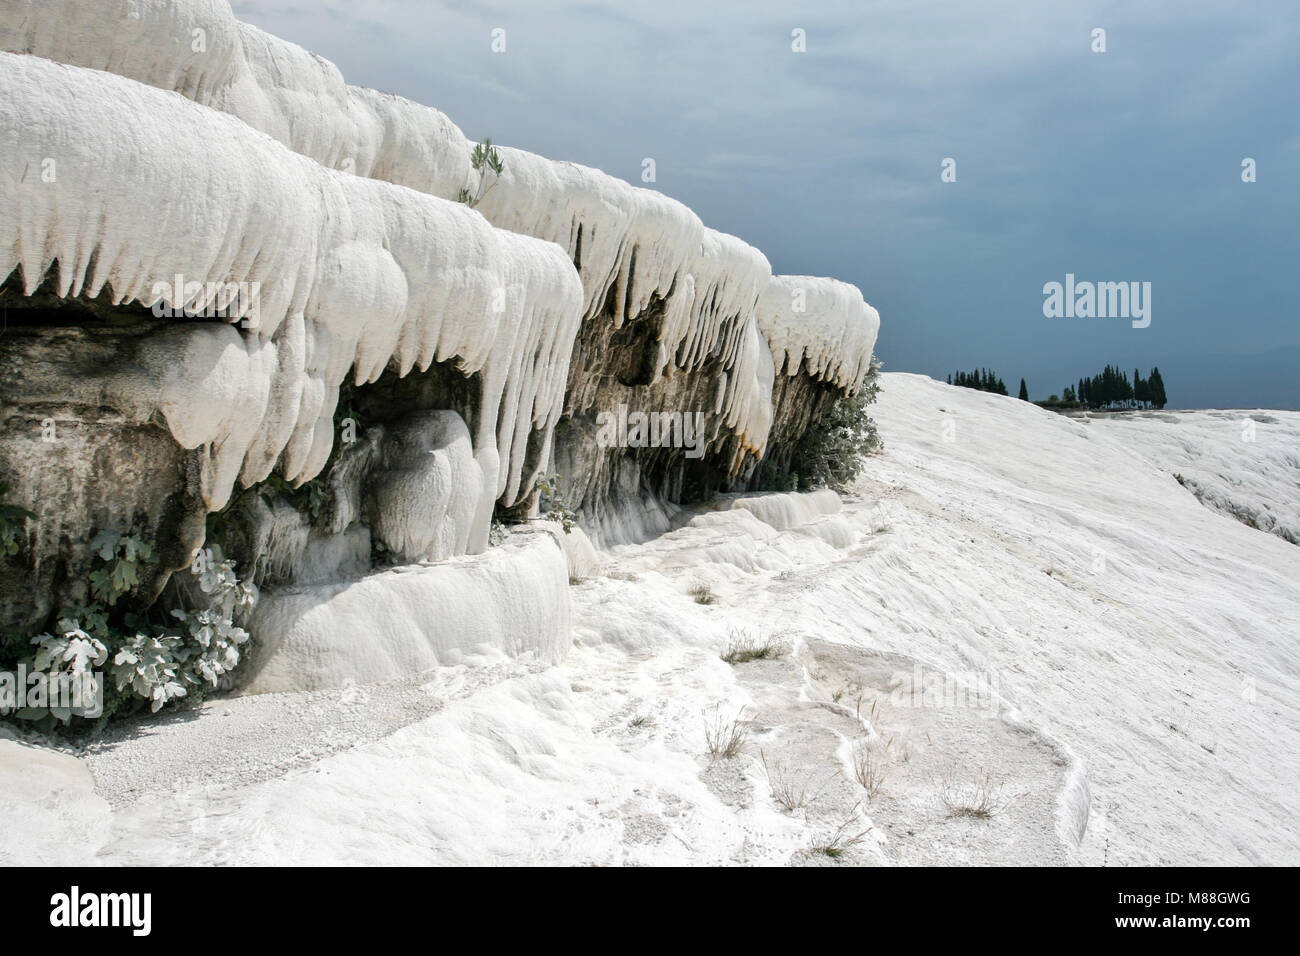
[1149,367,1167,408]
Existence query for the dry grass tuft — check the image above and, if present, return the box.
[703,706,749,759]
[811,804,871,859]
[851,737,891,798]
[939,769,1010,819]
[760,750,830,812]
[721,628,789,664]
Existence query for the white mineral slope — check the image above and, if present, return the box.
[5,374,1294,865]
[1077,408,1300,546]
[0,53,584,549]
[853,376,1300,864]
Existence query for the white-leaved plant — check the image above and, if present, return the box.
[21,546,260,721]
[174,555,256,689]
[32,618,108,676]
[170,607,249,687]
[111,631,188,712]
[108,555,257,711]
[88,530,156,605]
[29,619,108,722]
[195,557,258,619]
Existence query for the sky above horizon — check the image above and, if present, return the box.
[233,0,1300,408]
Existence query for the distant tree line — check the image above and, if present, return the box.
[946,368,1008,396]
[1062,365,1168,409]
[946,365,1169,409]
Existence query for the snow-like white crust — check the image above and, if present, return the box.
[719,488,843,532]
[243,529,571,694]
[1,0,875,458]
[758,275,881,392]
[0,53,584,554]
[7,384,1300,864]
[0,0,474,198]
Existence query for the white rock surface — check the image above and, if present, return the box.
[243,530,570,694]
[4,375,1293,865]
[1076,408,1300,545]
[536,520,603,582]
[0,735,110,865]
[368,410,482,564]
[720,488,842,532]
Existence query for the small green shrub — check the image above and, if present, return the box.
[457,138,504,208]
[534,472,576,533]
[28,619,109,723]
[765,356,883,493]
[110,630,189,712]
[88,530,156,606]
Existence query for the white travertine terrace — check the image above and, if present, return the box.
[758,275,881,393]
[0,0,882,689]
[0,52,584,553]
[0,0,475,199]
[243,530,571,694]
[0,0,875,461]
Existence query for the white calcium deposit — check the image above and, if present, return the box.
[0,51,584,554]
[4,375,1296,865]
[243,530,571,695]
[0,0,894,781]
[1,0,878,464]
[759,275,882,392]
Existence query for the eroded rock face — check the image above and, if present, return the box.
[0,297,210,633]
[750,368,847,491]
[0,2,882,693]
[552,293,776,547]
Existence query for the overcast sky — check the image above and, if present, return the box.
[233,0,1300,408]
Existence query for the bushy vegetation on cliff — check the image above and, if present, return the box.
[1,520,258,731]
[763,356,883,493]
